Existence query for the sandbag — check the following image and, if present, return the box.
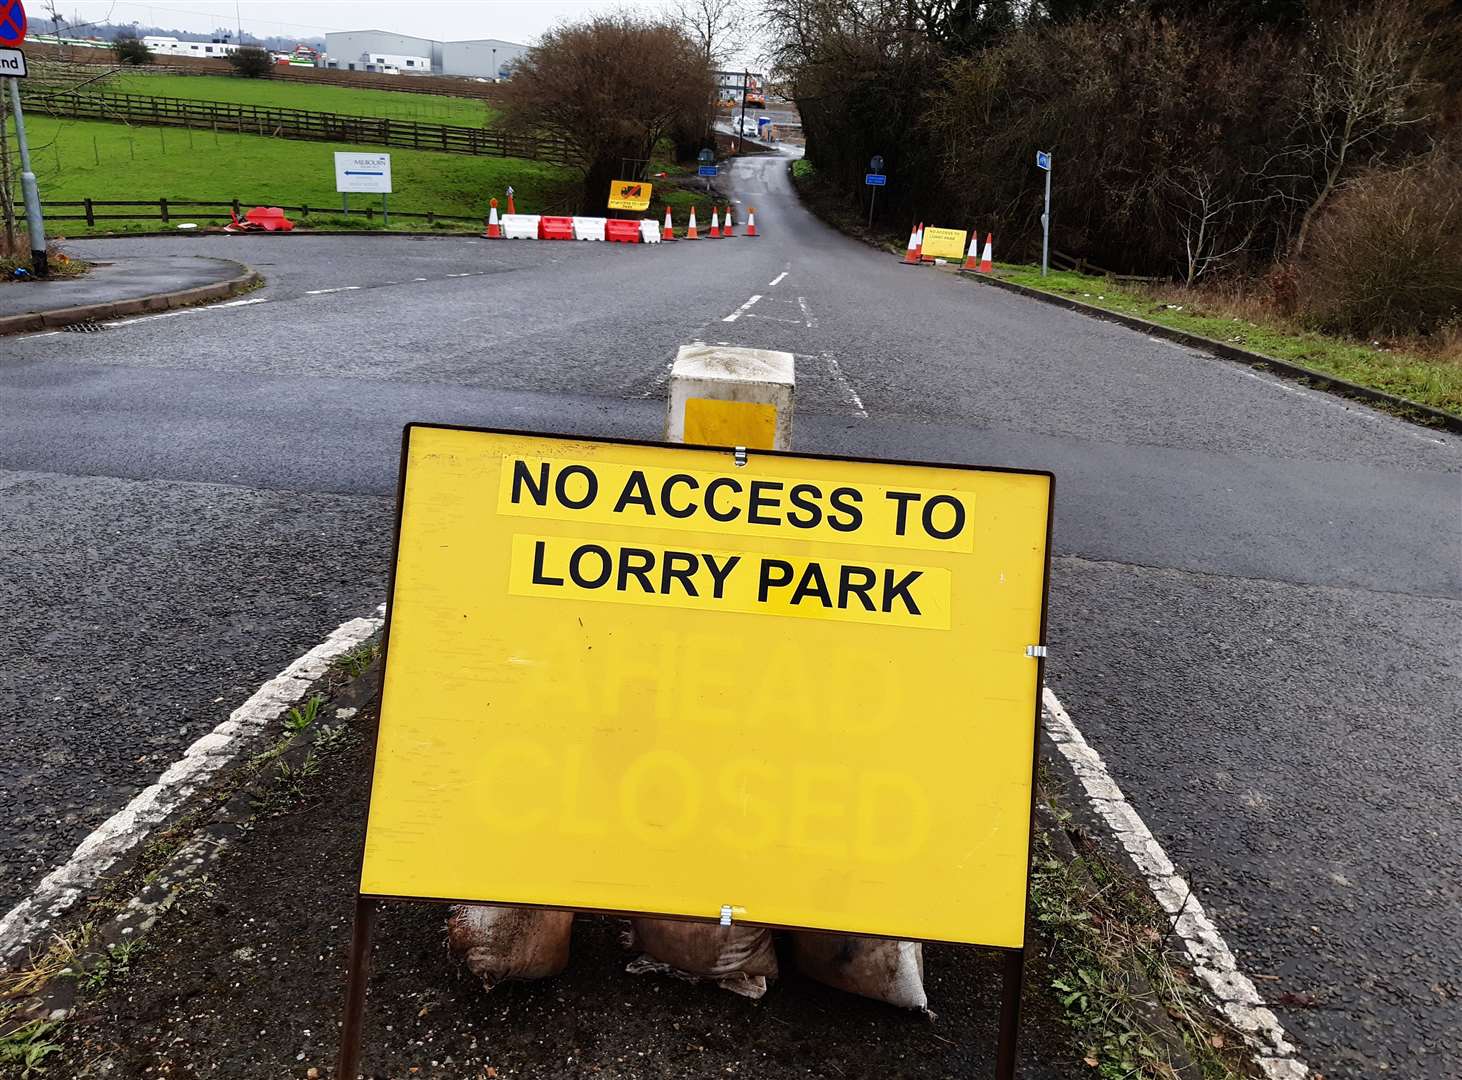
[791,933,929,1012]
[446,905,574,989]
[627,917,778,999]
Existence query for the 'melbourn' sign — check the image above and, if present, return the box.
[360,425,1052,948]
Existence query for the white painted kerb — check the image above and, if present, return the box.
[665,344,795,449]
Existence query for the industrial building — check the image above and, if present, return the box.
[142,35,244,59]
[323,31,528,78]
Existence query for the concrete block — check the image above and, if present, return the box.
[666,345,794,450]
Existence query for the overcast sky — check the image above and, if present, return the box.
[45,1,741,52]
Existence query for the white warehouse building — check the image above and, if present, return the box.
[324,30,527,78]
[142,36,243,59]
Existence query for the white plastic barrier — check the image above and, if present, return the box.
[572,217,607,241]
[500,214,541,240]
[640,218,662,244]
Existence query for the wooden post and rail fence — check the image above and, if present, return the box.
[42,198,488,228]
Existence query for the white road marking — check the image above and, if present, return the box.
[304,286,362,295]
[822,353,867,418]
[1043,687,1310,1080]
[412,277,428,281]
[744,312,805,326]
[797,296,818,328]
[102,311,186,327]
[447,272,472,277]
[722,294,763,323]
[28,331,62,337]
[767,271,788,287]
[213,297,270,309]
[0,610,385,965]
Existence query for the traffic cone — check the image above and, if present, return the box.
[978,232,994,273]
[900,222,921,265]
[745,207,758,237]
[686,207,700,240]
[723,206,736,237]
[661,207,675,241]
[710,207,722,238]
[506,192,516,215]
[483,198,501,238]
[959,229,980,272]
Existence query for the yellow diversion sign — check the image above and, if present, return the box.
[361,426,1053,948]
[608,180,653,211]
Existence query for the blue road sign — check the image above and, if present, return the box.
[0,0,27,48]
[1036,150,1052,171]
[865,173,887,187]
[698,165,719,177]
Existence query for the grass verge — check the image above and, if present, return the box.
[8,115,576,235]
[996,266,1462,419]
[788,157,907,254]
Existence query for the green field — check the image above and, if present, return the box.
[95,72,498,126]
[15,115,575,233]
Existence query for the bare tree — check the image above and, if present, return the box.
[672,0,746,66]
[1165,167,1258,286]
[1288,0,1428,256]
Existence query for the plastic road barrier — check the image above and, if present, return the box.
[500,214,541,240]
[640,218,662,244]
[538,216,575,241]
[604,219,641,243]
[572,217,607,241]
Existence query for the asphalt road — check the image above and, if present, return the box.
[2,151,1458,1078]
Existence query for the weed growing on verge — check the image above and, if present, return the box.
[73,939,145,993]
[331,641,380,679]
[0,1019,62,1077]
[282,695,324,733]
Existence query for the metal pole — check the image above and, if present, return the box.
[738,70,747,155]
[1041,155,1052,278]
[335,897,378,1080]
[342,192,348,214]
[8,78,48,278]
[996,948,1025,1079]
[868,185,876,230]
[382,193,388,227]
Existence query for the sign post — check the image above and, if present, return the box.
[334,151,392,224]
[2,0,44,277]
[1036,150,1052,277]
[697,147,716,192]
[865,154,885,230]
[337,423,1053,1080]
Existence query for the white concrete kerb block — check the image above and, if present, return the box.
[666,345,795,449]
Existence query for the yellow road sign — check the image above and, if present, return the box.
[360,426,1052,948]
[608,180,653,211]
[920,226,968,261]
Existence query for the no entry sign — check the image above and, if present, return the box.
[359,426,1052,948]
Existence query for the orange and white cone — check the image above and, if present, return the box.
[686,207,700,240]
[661,207,675,241]
[900,222,921,265]
[710,207,722,238]
[483,198,501,238]
[745,207,758,237]
[506,192,516,215]
[978,232,994,273]
[723,206,736,237]
[959,229,980,271]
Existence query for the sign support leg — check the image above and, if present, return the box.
[995,948,1025,1080]
[8,77,48,279]
[335,897,378,1080]
[383,193,389,227]
[868,185,876,230]
[1041,160,1052,278]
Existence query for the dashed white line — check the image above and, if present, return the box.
[446,272,472,277]
[0,609,385,966]
[304,286,362,295]
[1042,687,1310,1080]
[768,271,788,287]
[723,294,763,323]
[822,353,867,418]
[213,297,270,309]
[796,296,818,328]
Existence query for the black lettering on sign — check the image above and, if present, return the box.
[885,490,920,535]
[661,550,700,596]
[921,495,966,541]
[617,547,656,593]
[614,470,656,515]
[705,477,743,522]
[568,544,612,589]
[703,553,741,599]
[555,465,598,510]
[828,487,863,532]
[748,480,783,526]
[511,460,550,506]
[838,564,877,611]
[882,568,923,615]
[530,539,564,586]
[758,558,794,602]
[790,562,832,607]
[786,483,823,528]
[660,474,699,519]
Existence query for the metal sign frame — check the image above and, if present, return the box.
[336,423,1055,1080]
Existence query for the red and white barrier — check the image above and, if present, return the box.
[538,216,575,241]
[640,219,662,244]
[604,220,641,243]
[500,214,540,239]
[572,217,607,241]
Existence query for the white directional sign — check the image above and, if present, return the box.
[0,47,27,77]
[334,152,392,194]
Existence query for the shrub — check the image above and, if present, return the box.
[1296,160,1462,338]
[112,35,153,65]
[227,47,274,78]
